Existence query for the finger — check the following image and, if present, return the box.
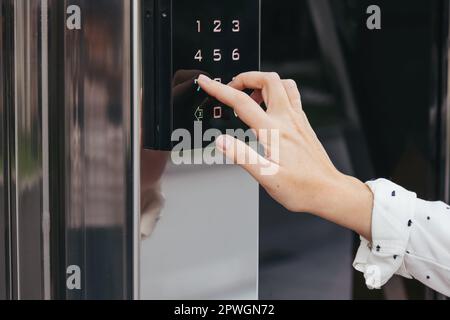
[198,75,272,131]
[229,72,291,110]
[282,79,302,111]
[216,135,279,185]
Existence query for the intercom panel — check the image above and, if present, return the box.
[142,0,261,150]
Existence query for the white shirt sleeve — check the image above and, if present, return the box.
[353,178,450,297]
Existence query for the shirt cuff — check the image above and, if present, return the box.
[353,178,417,289]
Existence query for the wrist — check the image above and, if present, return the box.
[311,172,374,240]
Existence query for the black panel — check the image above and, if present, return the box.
[48,0,67,299]
[142,0,260,150]
[142,0,156,149]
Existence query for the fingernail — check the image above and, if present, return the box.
[198,74,211,83]
[216,135,232,151]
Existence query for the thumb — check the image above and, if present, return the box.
[215,135,279,184]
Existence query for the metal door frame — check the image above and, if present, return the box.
[1,0,141,300]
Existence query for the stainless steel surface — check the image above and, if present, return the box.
[0,0,12,300]
[41,0,51,300]
[132,0,142,300]
[11,0,48,299]
[140,163,259,300]
[60,0,136,299]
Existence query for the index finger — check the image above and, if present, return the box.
[197,75,272,131]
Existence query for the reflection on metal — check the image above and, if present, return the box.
[58,0,136,299]
[307,0,374,184]
[140,163,259,300]
[132,0,142,300]
[41,0,51,300]
[11,0,48,299]
[0,0,13,300]
[1,0,138,300]
[307,0,360,129]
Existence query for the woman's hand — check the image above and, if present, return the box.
[198,72,374,240]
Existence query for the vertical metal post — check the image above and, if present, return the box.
[132,0,142,300]
[0,0,139,300]
[0,0,13,301]
[49,0,138,299]
[10,0,49,299]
